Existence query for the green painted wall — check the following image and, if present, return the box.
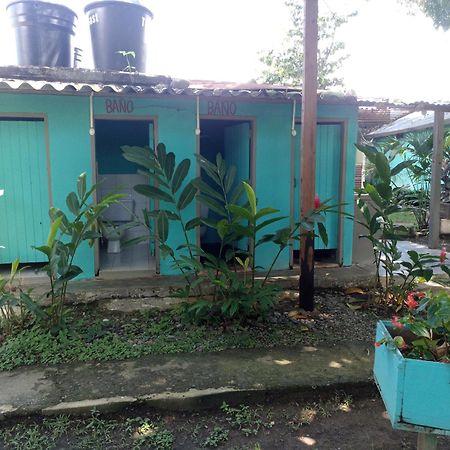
[0,91,357,277]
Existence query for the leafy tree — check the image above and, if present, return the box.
[398,0,450,30]
[259,1,356,89]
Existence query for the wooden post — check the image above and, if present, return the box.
[428,110,444,249]
[417,433,437,450]
[299,0,318,311]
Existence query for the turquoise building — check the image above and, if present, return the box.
[0,67,358,278]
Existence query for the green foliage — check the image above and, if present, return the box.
[123,143,200,286]
[398,0,450,29]
[221,403,272,437]
[124,145,332,324]
[376,131,450,230]
[0,260,43,335]
[35,173,123,330]
[357,142,450,308]
[0,306,326,371]
[356,143,426,306]
[379,291,450,362]
[201,426,229,448]
[116,50,137,73]
[259,1,356,88]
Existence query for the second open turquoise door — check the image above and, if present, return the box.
[293,123,341,250]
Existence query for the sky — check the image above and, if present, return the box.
[0,0,449,102]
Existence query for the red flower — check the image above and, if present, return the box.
[441,358,450,364]
[391,316,403,329]
[314,194,321,209]
[440,246,447,263]
[405,293,419,310]
[374,341,382,348]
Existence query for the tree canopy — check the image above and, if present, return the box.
[399,0,450,30]
[259,1,355,89]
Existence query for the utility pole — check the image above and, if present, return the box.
[429,110,444,249]
[299,0,318,311]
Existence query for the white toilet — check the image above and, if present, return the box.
[101,197,135,253]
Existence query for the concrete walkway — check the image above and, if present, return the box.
[0,343,374,418]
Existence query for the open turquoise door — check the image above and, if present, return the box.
[224,122,251,186]
[293,123,341,251]
[149,121,156,257]
[0,120,50,264]
[224,122,251,251]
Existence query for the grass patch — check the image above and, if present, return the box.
[0,411,174,450]
[389,211,417,228]
[0,308,320,371]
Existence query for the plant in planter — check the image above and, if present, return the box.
[373,291,450,445]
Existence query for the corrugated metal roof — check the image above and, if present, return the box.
[369,111,450,138]
[0,66,357,104]
[0,77,358,103]
[358,98,450,111]
[1,66,449,110]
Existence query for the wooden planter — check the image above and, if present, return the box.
[373,321,450,436]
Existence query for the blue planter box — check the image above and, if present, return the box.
[374,320,450,436]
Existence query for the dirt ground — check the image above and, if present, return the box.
[1,393,449,450]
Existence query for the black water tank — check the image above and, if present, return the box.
[85,0,153,73]
[6,0,77,67]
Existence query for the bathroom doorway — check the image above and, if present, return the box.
[198,118,254,256]
[94,118,156,275]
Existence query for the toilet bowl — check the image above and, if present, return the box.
[102,222,126,253]
[101,197,135,253]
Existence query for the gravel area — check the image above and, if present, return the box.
[272,288,387,345]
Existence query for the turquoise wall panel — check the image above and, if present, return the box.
[0,92,357,277]
[0,93,94,277]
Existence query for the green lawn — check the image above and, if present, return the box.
[389,211,417,228]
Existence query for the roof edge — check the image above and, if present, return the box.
[0,65,176,87]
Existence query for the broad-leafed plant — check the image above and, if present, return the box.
[35,173,123,330]
[123,145,333,324]
[122,143,200,289]
[0,259,43,335]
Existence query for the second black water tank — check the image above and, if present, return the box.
[85,0,153,73]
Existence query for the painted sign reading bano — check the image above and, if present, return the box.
[105,99,135,114]
[207,101,237,116]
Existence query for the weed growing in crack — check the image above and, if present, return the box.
[201,426,229,447]
[221,403,273,437]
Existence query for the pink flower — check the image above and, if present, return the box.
[391,316,403,329]
[314,194,321,209]
[405,293,419,310]
[440,246,447,263]
[374,341,382,348]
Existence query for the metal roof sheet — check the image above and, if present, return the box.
[358,97,450,112]
[0,77,358,103]
[0,66,357,104]
[369,110,450,138]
